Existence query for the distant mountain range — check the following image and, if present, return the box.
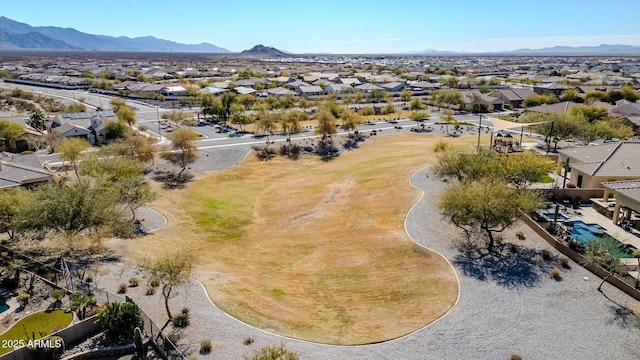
[2,16,639,56]
[0,16,229,53]
[410,44,640,55]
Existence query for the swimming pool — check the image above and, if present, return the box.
[0,297,9,313]
[544,213,568,222]
[571,221,636,258]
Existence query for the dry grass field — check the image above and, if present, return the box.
[110,134,490,344]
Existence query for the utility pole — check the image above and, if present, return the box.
[477,114,482,147]
[157,106,161,140]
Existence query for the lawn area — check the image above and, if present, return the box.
[0,310,71,355]
[112,134,492,344]
[538,174,555,183]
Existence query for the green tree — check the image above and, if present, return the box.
[569,105,609,123]
[341,108,363,135]
[367,89,387,103]
[141,247,194,321]
[280,110,305,142]
[112,134,156,165]
[522,94,558,107]
[116,177,156,222]
[399,90,413,102]
[56,137,90,177]
[28,108,46,131]
[95,301,143,338]
[439,178,542,251]
[433,147,502,184]
[583,90,607,104]
[63,103,87,113]
[315,109,337,141]
[579,117,633,145]
[409,111,430,130]
[0,119,26,151]
[441,108,457,134]
[502,152,556,189]
[0,187,27,239]
[229,102,249,130]
[559,89,579,102]
[162,110,195,126]
[13,180,124,244]
[582,237,627,292]
[116,105,137,125]
[161,128,199,176]
[409,98,425,111]
[105,121,129,140]
[68,292,97,320]
[619,86,639,102]
[435,90,463,110]
[255,105,278,144]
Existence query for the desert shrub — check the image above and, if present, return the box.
[17,292,30,306]
[515,230,525,240]
[243,337,254,345]
[50,289,67,301]
[432,140,453,153]
[559,257,571,269]
[509,355,523,360]
[95,301,143,337]
[549,268,562,281]
[150,278,160,288]
[145,286,156,295]
[540,249,552,261]
[254,146,276,161]
[129,277,140,287]
[279,144,301,159]
[200,339,213,354]
[167,332,180,345]
[117,283,127,294]
[243,343,299,360]
[172,308,190,328]
[358,106,375,116]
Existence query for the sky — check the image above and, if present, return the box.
[2,0,640,54]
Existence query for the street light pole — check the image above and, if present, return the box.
[477,114,482,147]
[157,106,161,140]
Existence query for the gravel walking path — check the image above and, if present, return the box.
[98,154,640,360]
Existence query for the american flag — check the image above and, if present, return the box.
[61,257,72,290]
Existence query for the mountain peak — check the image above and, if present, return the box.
[240,44,289,56]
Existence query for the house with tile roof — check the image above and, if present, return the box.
[47,110,118,145]
[489,88,537,109]
[0,152,52,189]
[557,141,640,188]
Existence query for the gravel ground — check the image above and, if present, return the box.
[96,140,640,360]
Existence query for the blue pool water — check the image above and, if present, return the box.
[0,297,8,313]
[570,221,635,258]
[544,213,568,221]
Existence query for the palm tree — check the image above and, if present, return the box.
[8,259,27,286]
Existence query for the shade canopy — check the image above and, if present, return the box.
[484,116,550,132]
